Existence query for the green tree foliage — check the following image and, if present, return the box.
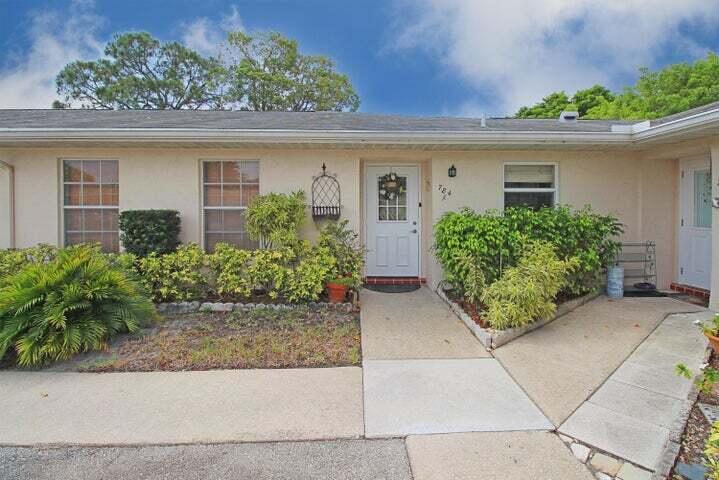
[515,85,614,118]
[56,32,226,109]
[515,53,719,120]
[0,245,155,366]
[225,31,360,112]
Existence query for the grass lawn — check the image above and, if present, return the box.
[44,307,361,372]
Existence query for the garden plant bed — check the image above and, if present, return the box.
[670,351,719,480]
[437,287,600,349]
[41,306,361,372]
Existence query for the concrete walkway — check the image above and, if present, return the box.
[560,310,712,471]
[360,288,489,359]
[494,296,704,426]
[360,287,552,437]
[0,368,363,445]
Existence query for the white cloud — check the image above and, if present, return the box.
[391,0,719,115]
[181,5,244,57]
[0,2,105,108]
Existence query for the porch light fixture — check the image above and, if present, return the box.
[448,164,457,178]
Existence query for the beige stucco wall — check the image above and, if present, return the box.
[0,160,12,249]
[0,145,680,289]
[426,150,677,289]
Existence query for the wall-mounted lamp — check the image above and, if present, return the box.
[448,164,457,178]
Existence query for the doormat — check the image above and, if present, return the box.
[363,284,420,293]
[623,289,667,297]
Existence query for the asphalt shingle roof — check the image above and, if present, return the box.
[0,109,633,133]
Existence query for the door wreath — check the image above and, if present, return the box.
[378,172,405,201]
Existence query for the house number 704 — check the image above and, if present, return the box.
[438,184,452,200]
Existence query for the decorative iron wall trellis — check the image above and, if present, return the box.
[311,163,341,220]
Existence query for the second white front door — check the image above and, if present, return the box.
[679,157,712,290]
[365,166,420,277]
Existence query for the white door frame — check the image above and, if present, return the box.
[364,164,422,277]
[678,155,712,289]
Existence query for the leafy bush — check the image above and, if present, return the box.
[119,209,181,257]
[455,252,486,306]
[0,245,156,366]
[208,242,336,302]
[434,205,622,297]
[246,190,306,249]
[480,241,578,330]
[138,243,208,302]
[319,220,364,288]
[283,245,336,302]
[0,244,58,283]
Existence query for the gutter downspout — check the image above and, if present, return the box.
[0,159,15,248]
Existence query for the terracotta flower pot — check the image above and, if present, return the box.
[706,332,719,354]
[326,282,349,303]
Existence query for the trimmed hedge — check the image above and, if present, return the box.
[119,210,181,257]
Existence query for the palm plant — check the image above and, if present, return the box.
[0,245,156,366]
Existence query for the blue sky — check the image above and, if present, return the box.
[1,0,719,116]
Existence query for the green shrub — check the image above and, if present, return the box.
[0,244,58,282]
[138,243,208,302]
[119,210,181,257]
[208,242,335,302]
[246,190,306,249]
[0,245,156,366]
[455,252,486,306]
[434,205,622,297]
[319,220,364,288]
[283,245,336,302]
[480,241,578,330]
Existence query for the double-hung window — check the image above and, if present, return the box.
[503,163,557,210]
[63,159,119,252]
[202,160,259,251]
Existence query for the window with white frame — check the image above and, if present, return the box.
[63,159,119,252]
[203,160,259,251]
[503,163,557,210]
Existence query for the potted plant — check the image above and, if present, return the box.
[319,220,365,303]
[326,276,354,303]
[699,314,719,353]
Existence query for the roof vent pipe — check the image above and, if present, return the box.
[559,110,579,122]
[480,113,487,128]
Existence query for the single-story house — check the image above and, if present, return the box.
[0,104,717,307]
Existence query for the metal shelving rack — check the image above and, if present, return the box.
[616,241,657,288]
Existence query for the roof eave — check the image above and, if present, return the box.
[0,129,633,147]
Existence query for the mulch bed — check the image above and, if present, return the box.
[5,307,361,372]
[670,351,719,479]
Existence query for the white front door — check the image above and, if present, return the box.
[679,157,712,289]
[365,166,420,277]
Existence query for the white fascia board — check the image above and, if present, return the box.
[0,128,632,146]
[633,108,719,143]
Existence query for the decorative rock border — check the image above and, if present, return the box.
[436,288,600,350]
[156,301,355,315]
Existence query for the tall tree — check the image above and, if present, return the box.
[55,32,225,109]
[224,31,360,112]
[515,85,613,119]
[514,53,719,120]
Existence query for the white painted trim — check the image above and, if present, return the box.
[500,161,559,210]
